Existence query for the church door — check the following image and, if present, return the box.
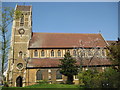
[16,76,22,87]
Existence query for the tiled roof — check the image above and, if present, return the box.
[16,5,31,11]
[107,41,117,46]
[29,33,107,48]
[27,58,112,68]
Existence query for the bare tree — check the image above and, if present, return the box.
[107,41,120,72]
[74,38,105,72]
[0,7,21,84]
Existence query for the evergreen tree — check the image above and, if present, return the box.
[59,52,78,84]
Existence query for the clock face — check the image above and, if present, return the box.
[18,28,25,34]
[17,63,23,70]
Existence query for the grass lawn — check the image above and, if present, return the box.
[2,83,84,89]
[24,83,81,88]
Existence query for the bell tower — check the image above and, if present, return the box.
[7,5,32,87]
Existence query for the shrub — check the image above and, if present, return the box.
[78,69,101,88]
[78,67,120,88]
[4,81,9,87]
[37,80,48,84]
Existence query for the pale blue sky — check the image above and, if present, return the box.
[3,2,118,40]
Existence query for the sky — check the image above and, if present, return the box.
[2,2,119,40]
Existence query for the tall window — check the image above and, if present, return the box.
[20,14,24,24]
[67,50,70,53]
[41,50,45,57]
[34,50,38,57]
[95,51,99,57]
[73,50,77,56]
[51,50,54,57]
[102,50,105,56]
[58,50,61,56]
[88,49,92,56]
[36,70,42,80]
[56,70,62,79]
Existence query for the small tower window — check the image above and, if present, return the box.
[34,50,38,57]
[25,18,28,21]
[51,50,54,57]
[58,50,61,56]
[25,22,28,27]
[19,51,22,57]
[73,50,77,56]
[16,22,19,27]
[41,50,45,57]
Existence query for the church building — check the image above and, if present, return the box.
[7,5,112,87]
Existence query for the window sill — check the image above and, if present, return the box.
[33,56,39,58]
[56,79,63,81]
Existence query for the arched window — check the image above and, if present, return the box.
[73,50,77,56]
[56,70,62,79]
[19,51,22,57]
[67,50,70,53]
[36,70,42,80]
[41,50,45,57]
[51,50,54,57]
[34,50,38,57]
[58,50,61,56]
[81,51,85,57]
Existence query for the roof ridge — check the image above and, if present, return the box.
[32,32,100,35]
